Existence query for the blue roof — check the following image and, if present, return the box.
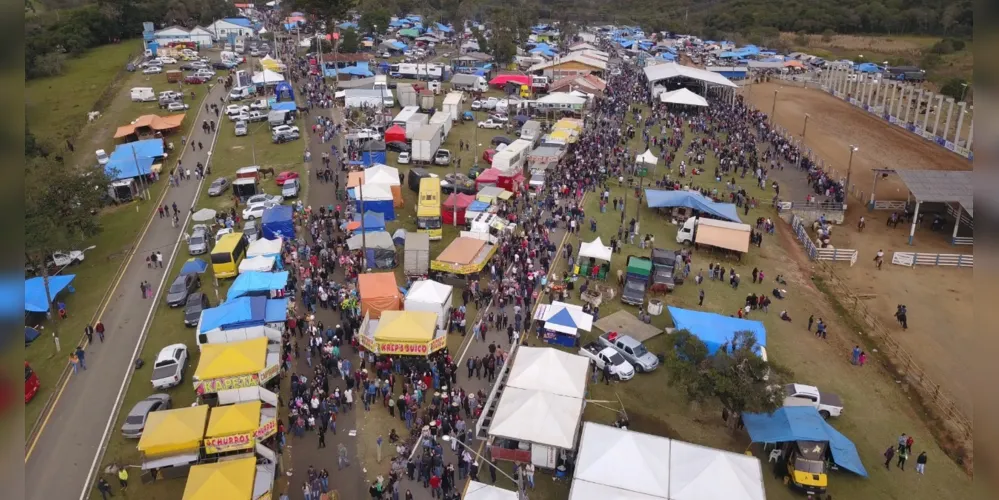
[644,189,742,223]
[271,101,297,111]
[468,201,490,212]
[435,22,452,33]
[390,40,407,50]
[530,47,556,57]
[227,271,289,301]
[657,53,676,61]
[353,212,386,232]
[199,296,289,332]
[667,306,766,354]
[261,205,294,240]
[180,258,208,275]
[223,18,253,28]
[743,406,868,477]
[855,62,881,73]
[25,275,75,312]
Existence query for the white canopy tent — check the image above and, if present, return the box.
[488,388,584,450]
[365,164,401,185]
[569,422,766,500]
[506,347,589,399]
[252,69,285,85]
[643,62,737,88]
[356,183,394,201]
[404,280,454,331]
[247,237,283,258]
[659,88,709,107]
[636,149,658,166]
[464,481,518,500]
[538,301,593,335]
[537,92,588,106]
[239,255,276,273]
[579,237,613,262]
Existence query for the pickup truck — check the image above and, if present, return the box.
[598,332,659,372]
[650,247,679,292]
[579,342,636,381]
[783,383,844,419]
[622,255,652,306]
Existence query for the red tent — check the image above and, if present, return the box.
[497,172,525,193]
[442,193,476,225]
[488,74,529,87]
[474,168,502,189]
[385,125,406,144]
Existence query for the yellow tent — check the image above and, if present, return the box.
[206,401,261,438]
[137,405,209,457]
[182,457,256,500]
[375,311,438,343]
[195,338,268,381]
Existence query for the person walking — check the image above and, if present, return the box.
[117,467,129,491]
[698,288,705,306]
[883,445,895,470]
[75,346,87,370]
[84,324,94,344]
[896,446,909,470]
[915,451,927,474]
[140,281,147,299]
[807,314,814,332]
[317,428,326,449]
[337,443,349,470]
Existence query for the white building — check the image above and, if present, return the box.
[204,19,256,40]
[152,25,214,48]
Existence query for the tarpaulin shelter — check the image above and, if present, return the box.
[252,69,285,85]
[659,88,709,107]
[25,326,40,344]
[114,115,185,139]
[442,193,475,225]
[474,168,501,190]
[137,405,209,457]
[854,62,881,73]
[182,457,257,500]
[260,55,286,72]
[667,306,766,354]
[199,296,289,332]
[534,301,593,347]
[578,237,612,261]
[489,387,583,450]
[349,212,386,232]
[489,74,530,87]
[181,258,209,275]
[352,183,396,220]
[226,271,289,301]
[24,275,75,312]
[431,237,497,274]
[398,28,420,38]
[384,125,406,143]
[506,346,589,399]
[246,237,282,259]
[358,272,402,319]
[193,337,278,395]
[743,406,868,477]
[238,255,276,273]
[645,189,742,223]
[365,164,403,207]
[260,205,294,240]
[361,140,388,166]
[347,171,365,189]
[106,138,166,180]
[405,280,453,330]
[203,400,276,455]
[346,231,397,269]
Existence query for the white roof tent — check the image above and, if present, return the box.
[505,346,589,399]
[488,387,583,449]
[569,422,767,500]
[644,62,737,89]
[659,88,709,107]
[578,237,613,262]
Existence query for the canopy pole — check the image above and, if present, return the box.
[908,201,921,245]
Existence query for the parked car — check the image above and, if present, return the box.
[272,125,301,143]
[187,225,209,255]
[243,219,260,242]
[247,193,282,206]
[434,149,452,166]
[281,178,300,198]
[234,120,248,136]
[487,113,509,123]
[167,102,190,112]
[158,57,177,64]
[49,250,86,267]
[150,344,188,390]
[275,171,300,185]
[470,100,483,111]
[165,273,200,307]
[578,342,636,381]
[242,201,278,220]
[215,227,233,241]
[142,66,163,75]
[783,383,844,419]
[180,62,200,71]
[207,177,229,197]
[386,141,411,152]
[226,104,250,117]
[483,97,499,109]
[398,151,411,164]
[120,394,172,438]
[249,99,269,111]
[478,119,504,129]
[598,333,659,372]
[140,58,162,68]
[194,69,216,79]
[184,75,208,84]
[183,292,210,327]
[247,110,267,122]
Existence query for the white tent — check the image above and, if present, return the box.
[659,88,709,107]
[537,92,587,106]
[346,231,395,250]
[488,388,584,449]
[636,149,658,165]
[464,481,518,500]
[506,347,589,399]
[356,183,393,201]
[247,237,283,258]
[569,422,766,500]
[239,255,276,273]
[579,237,613,262]
[252,69,285,84]
[365,164,401,185]
[643,62,737,88]
[405,280,454,331]
[537,301,593,335]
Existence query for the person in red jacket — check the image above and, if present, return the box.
[429,472,442,498]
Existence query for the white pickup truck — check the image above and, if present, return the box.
[579,342,636,381]
[783,383,844,419]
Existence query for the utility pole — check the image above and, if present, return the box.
[801,113,810,137]
[844,145,858,202]
[130,146,150,199]
[770,89,778,124]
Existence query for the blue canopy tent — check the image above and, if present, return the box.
[435,22,452,33]
[530,46,556,57]
[537,301,593,347]
[270,101,297,112]
[223,17,252,28]
[25,326,41,345]
[227,271,290,301]
[855,62,881,73]
[24,275,76,312]
[392,228,407,246]
[180,258,209,275]
[338,21,358,30]
[467,200,490,212]
[667,306,766,354]
[350,186,396,220]
[106,139,164,180]
[261,205,295,240]
[274,81,295,101]
[199,296,290,332]
[644,189,743,223]
[352,212,386,232]
[742,406,869,477]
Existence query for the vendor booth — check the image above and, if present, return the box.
[197,297,288,343]
[533,301,593,347]
[346,230,397,269]
[260,206,294,240]
[364,164,404,207]
[203,401,278,456]
[358,272,403,319]
[193,338,280,396]
[474,168,501,190]
[352,183,397,220]
[226,271,289,301]
[239,255,276,273]
[475,186,512,204]
[404,280,454,331]
[576,237,612,280]
[348,211,387,232]
[136,405,209,478]
[431,237,497,275]
[442,193,475,225]
[384,124,406,143]
[358,310,446,356]
[24,274,75,313]
[246,237,282,260]
[182,456,274,500]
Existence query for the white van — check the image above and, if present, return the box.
[130,87,156,102]
[229,86,252,101]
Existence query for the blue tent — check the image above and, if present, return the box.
[362,150,387,165]
[435,22,452,33]
[24,275,76,312]
[270,101,297,112]
[338,21,358,30]
[353,212,386,232]
[199,296,290,332]
[106,139,164,180]
[223,17,253,28]
[644,189,742,223]
[25,326,41,344]
[227,271,290,301]
[352,196,396,221]
[667,306,766,354]
[274,81,295,101]
[468,201,490,212]
[742,406,869,477]
[389,40,407,50]
[530,46,556,57]
[855,62,881,73]
[261,205,294,240]
[180,258,209,275]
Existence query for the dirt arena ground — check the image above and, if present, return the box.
[743,82,974,414]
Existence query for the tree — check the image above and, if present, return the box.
[359,7,390,34]
[794,31,810,47]
[821,29,835,42]
[664,330,714,408]
[294,0,357,26]
[491,32,516,64]
[25,157,111,346]
[339,28,360,53]
[939,78,969,101]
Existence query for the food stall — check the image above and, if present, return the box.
[405,280,454,331]
[532,301,594,347]
[431,237,497,275]
[358,310,446,356]
[182,456,274,500]
[357,272,403,319]
[136,405,209,479]
[193,338,280,396]
[203,401,278,456]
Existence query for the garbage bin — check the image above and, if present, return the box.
[647,299,664,316]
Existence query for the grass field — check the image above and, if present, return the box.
[87,114,307,500]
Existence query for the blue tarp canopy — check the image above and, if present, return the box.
[657,53,676,61]
[389,40,407,50]
[389,20,409,28]
[530,46,556,57]
[435,22,452,33]
[24,275,76,312]
[362,151,387,165]
[25,326,41,344]
[199,296,290,332]
[284,23,298,31]
[353,212,386,232]
[743,406,869,477]
[338,22,358,30]
[223,17,253,28]
[227,271,289,301]
[644,189,742,223]
[468,200,490,212]
[855,62,881,73]
[106,139,164,180]
[180,258,209,275]
[667,306,767,354]
[261,205,294,240]
[271,101,297,111]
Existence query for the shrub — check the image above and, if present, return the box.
[821,29,835,43]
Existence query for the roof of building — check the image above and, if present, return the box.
[549,74,607,93]
[643,62,737,88]
[528,52,608,72]
[114,114,187,138]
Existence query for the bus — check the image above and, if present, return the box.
[417,177,443,240]
[211,232,248,279]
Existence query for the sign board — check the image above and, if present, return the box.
[892,253,915,267]
[256,419,278,440]
[195,364,280,395]
[204,432,253,454]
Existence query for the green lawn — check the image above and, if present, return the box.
[88,113,307,500]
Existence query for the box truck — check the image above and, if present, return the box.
[676,217,752,254]
[412,124,443,164]
[442,92,464,122]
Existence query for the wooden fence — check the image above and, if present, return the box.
[891,252,974,268]
[873,200,908,211]
[815,248,858,266]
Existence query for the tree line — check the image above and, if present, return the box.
[26,0,237,79]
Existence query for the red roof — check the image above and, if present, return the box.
[443,193,475,209]
[384,125,406,143]
[475,168,502,183]
[489,74,529,87]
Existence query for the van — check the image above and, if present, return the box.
[268,110,292,127]
[229,86,252,100]
[130,87,156,102]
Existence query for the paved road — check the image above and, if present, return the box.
[25,80,229,500]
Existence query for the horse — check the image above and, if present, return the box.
[258,167,275,178]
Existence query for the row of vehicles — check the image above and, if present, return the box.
[578,332,660,381]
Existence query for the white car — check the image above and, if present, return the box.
[483,97,499,109]
[478,119,504,129]
[167,102,190,112]
[158,57,177,64]
[381,51,391,58]
[226,104,250,116]
[143,66,163,75]
[234,120,248,136]
[194,69,216,79]
[159,90,183,100]
[150,344,188,390]
[272,125,301,140]
[49,250,86,268]
[398,152,411,164]
[242,201,278,220]
[488,113,509,123]
[247,193,282,206]
[230,112,250,123]
[249,99,269,111]
[353,128,382,141]
[470,100,482,111]
[215,227,234,241]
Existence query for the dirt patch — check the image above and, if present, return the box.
[782,33,936,54]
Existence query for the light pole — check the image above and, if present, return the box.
[441,435,526,500]
[959,82,969,102]
[770,89,778,124]
[844,145,858,202]
[801,113,810,137]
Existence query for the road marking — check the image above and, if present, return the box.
[25,90,217,463]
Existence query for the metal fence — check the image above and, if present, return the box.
[891,252,974,268]
[815,248,858,266]
[873,200,908,211]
